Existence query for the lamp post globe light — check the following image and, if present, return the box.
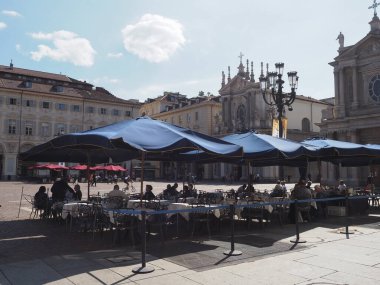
[259,63,299,139]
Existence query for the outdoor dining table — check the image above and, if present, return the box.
[108,207,155,223]
[61,201,92,220]
[234,199,274,219]
[127,199,170,209]
[167,203,222,221]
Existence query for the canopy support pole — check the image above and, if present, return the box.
[86,152,90,200]
[247,161,252,191]
[318,158,322,186]
[140,151,145,207]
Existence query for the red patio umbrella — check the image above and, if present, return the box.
[70,164,88,170]
[103,165,126,171]
[89,165,105,171]
[30,164,69,170]
[89,165,126,171]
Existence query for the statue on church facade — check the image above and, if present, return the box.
[336,32,344,49]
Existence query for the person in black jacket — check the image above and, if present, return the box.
[142,184,156,201]
[51,177,74,202]
[74,184,82,201]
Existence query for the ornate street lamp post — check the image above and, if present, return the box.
[259,63,299,139]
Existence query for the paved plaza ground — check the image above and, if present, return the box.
[1,180,380,284]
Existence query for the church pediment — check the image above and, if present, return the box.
[335,34,380,61]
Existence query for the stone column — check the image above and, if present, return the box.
[4,153,17,180]
[337,68,346,118]
[351,66,359,109]
[334,70,339,105]
[228,96,232,132]
[246,92,251,130]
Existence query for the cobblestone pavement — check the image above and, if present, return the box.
[1,181,380,284]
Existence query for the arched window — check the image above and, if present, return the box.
[302,118,310,132]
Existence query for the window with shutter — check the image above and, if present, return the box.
[87,106,94,113]
[41,122,50,137]
[72,105,80,112]
[42,101,50,109]
[25,121,33,136]
[8,119,16,134]
[9,98,17,105]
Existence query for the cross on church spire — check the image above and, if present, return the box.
[369,0,380,17]
[238,52,244,63]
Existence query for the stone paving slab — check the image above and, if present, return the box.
[0,259,73,285]
[296,255,380,281]
[322,271,380,285]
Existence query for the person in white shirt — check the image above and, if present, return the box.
[108,184,127,198]
[337,180,347,195]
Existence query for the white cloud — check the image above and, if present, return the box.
[2,10,22,17]
[121,14,186,63]
[0,22,7,30]
[29,30,96,67]
[107,52,123,58]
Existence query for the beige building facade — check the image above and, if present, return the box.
[140,92,222,180]
[0,63,141,180]
[318,13,380,186]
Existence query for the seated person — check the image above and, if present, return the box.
[142,184,156,201]
[34,186,49,211]
[168,183,180,196]
[73,184,82,201]
[281,180,288,195]
[236,184,247,198]
[188,183,197,197]
[291,179,312,202]
[181,185,192,198]
[314,185,328,217]
[288,179,312,223]
[108,184,127,198]
[65,187,76,201]
[270,180,284,197]
[162,184,172,198]
[337,180,347,195]
[245,184,256,198]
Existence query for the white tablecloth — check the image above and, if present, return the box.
[61,202,91,220]
[108,207,155,223]
[167,203,221,221]
[127,199,170,209]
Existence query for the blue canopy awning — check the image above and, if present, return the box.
[178,131,321,166]
[19,116,243,163]
[300,138,380,166]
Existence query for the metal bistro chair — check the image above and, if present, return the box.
[112,209,138,246]
[91,203,112,239]
[269,197,287,226]
[75,203,94,233]
[145,200,168,244]
[190,202,212,239]
[24,195,44,219]
[102,196,124,210]
[241,201,268,229]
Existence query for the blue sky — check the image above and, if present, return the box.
[0,1,374,102]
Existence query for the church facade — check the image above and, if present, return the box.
[219,57,330,182]
[318,11,380,185]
